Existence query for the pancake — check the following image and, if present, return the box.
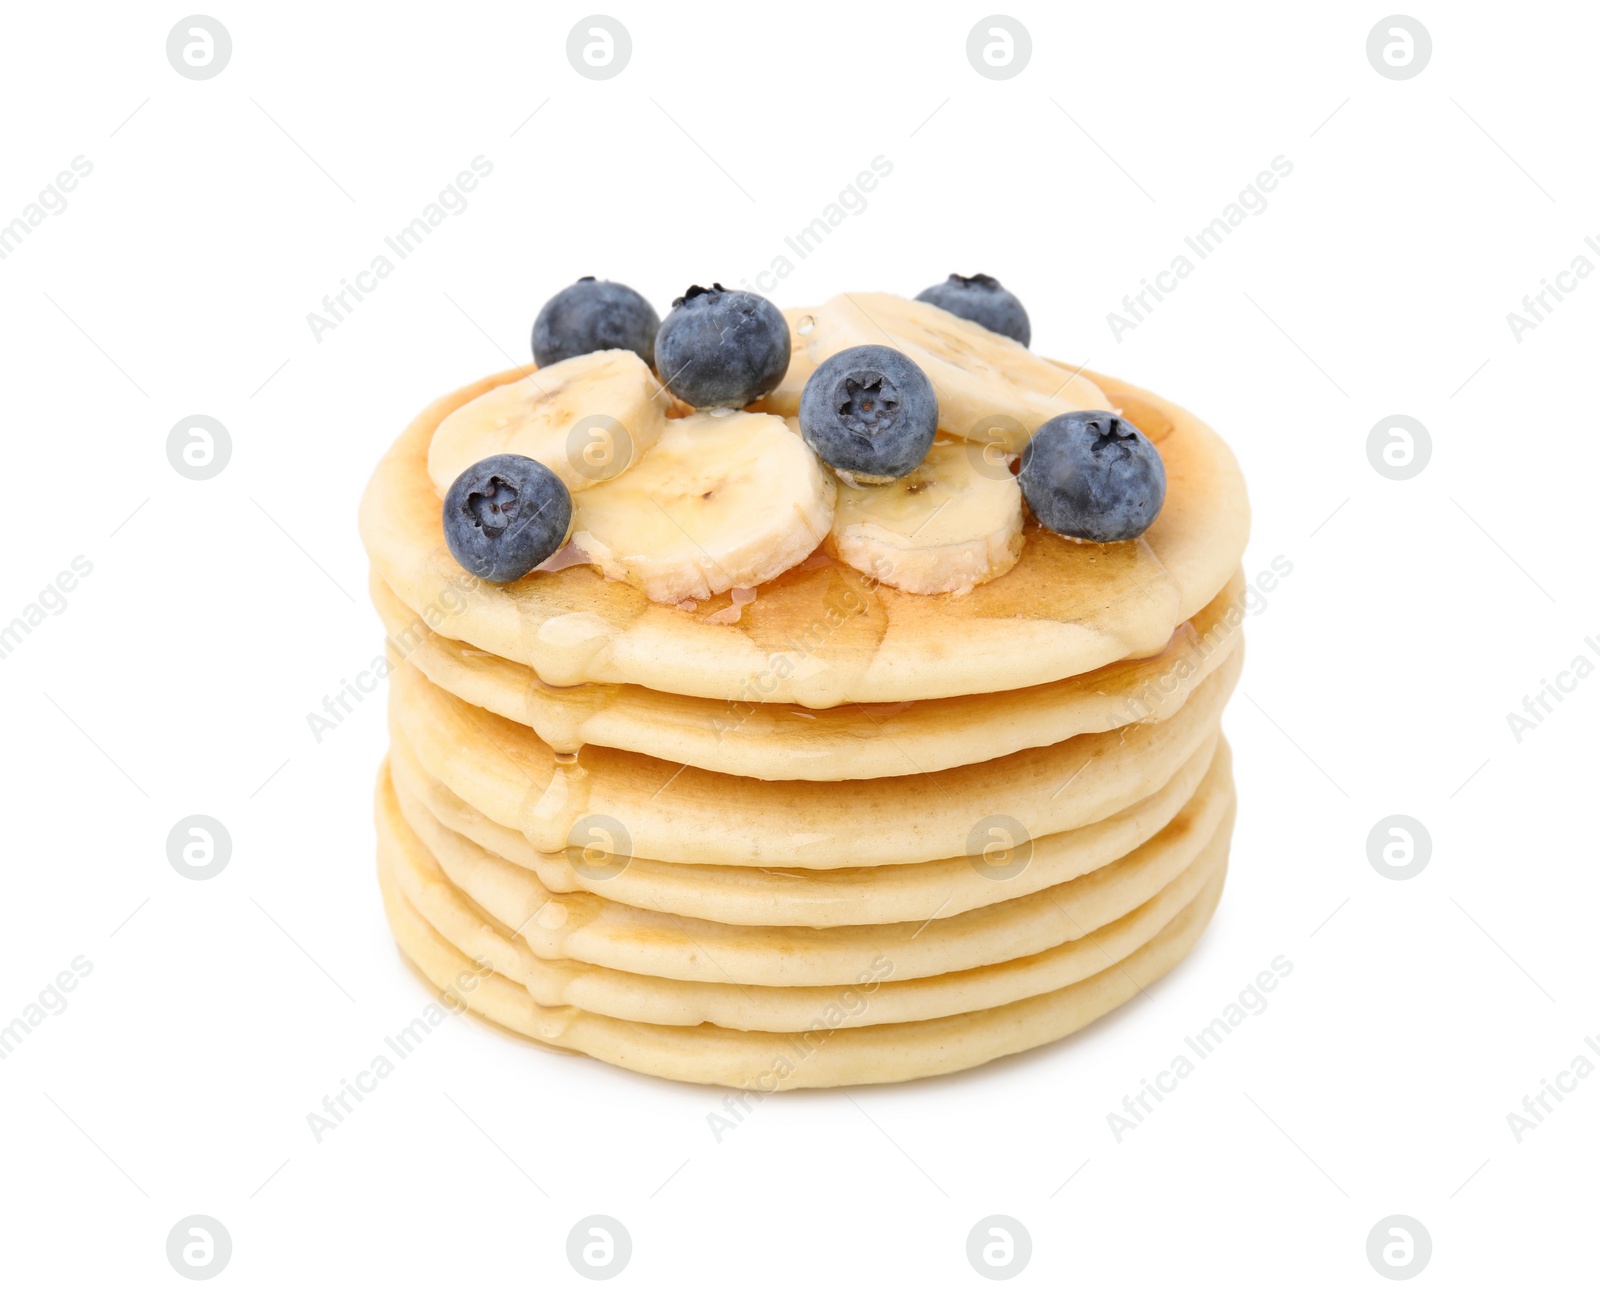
[379,841,1227,1088]
[362,329,1248,1087]
[376,756,1233,987]
[358,368,1249,706]
[386,644,1241,867]
[371,567,1245,780]
[378,762,1234,1031]
[388,726,1228,926]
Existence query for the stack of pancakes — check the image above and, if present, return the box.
[359,367,1249,1089]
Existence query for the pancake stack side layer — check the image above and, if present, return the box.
[359,361,1249,1089]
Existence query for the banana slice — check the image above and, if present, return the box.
[826,439,1023,596]
[428,350,669,498]
[805,293,1107,453]
[747,306,819,418]
[572,410,836,604]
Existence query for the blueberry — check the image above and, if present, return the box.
[915,273,1030,346]
[654,284,790,408]
[532,277,660,369]
[1019,412,1166,543]
[798,345,938,482]
[442,454,573,583]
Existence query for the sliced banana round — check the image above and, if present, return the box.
[826,439,1023,596]
[428,349,669,498]
[747,305,820,419]
[805,293,1107,453]
[572,410,836,605]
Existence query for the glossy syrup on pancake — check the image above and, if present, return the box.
[358,370,1247,705]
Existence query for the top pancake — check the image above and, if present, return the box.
[359,366,1248,706]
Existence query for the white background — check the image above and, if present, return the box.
[2,1,1596,1289]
